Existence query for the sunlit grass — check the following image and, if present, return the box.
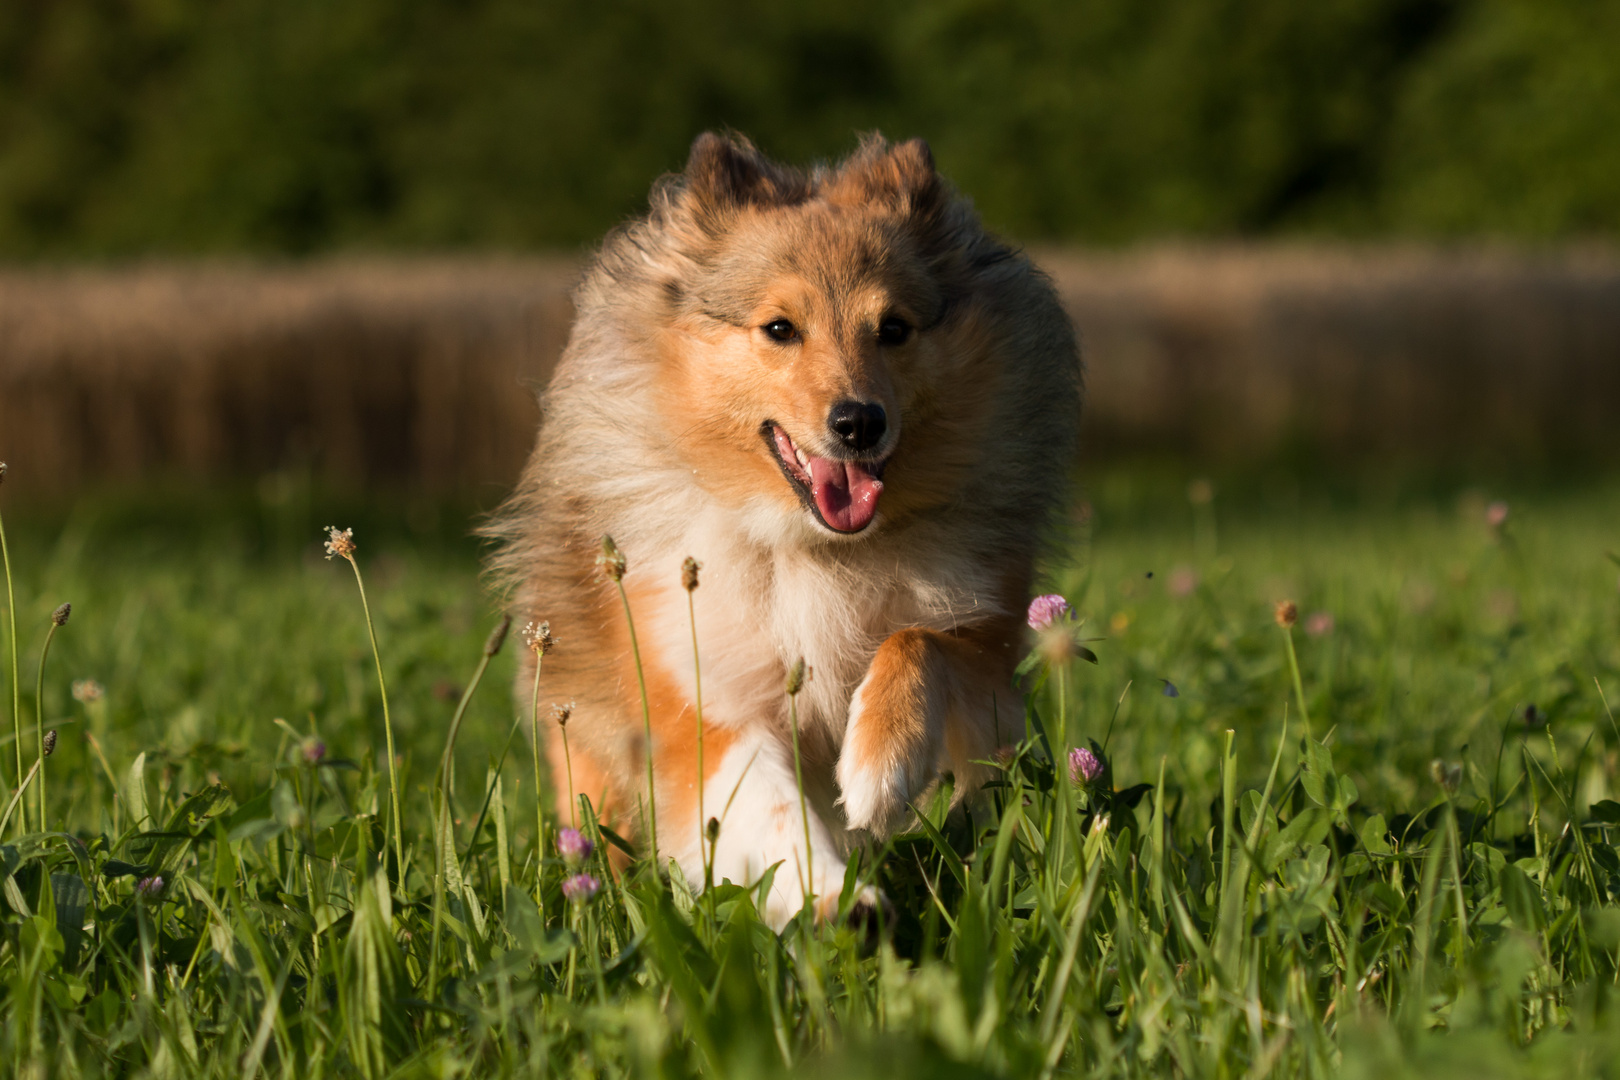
[0,470,1616,1078]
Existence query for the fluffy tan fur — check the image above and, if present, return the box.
[486,132,1081,924]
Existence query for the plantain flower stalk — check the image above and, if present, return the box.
[0,462,21,836]
[785,656,814,907]
[553,701,576,828]
[600,535,657,867]
[523,619,556,870]
[33,602,71,828]
[325,526,405,879]
[682,556,708,873]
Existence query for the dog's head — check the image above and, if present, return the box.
[645,133,1025,541]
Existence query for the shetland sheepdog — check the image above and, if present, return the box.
[488,132,1080,926]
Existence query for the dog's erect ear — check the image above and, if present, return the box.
[833,136,942,213]
[683,132,806,214]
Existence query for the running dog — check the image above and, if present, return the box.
[487,132,1081,926]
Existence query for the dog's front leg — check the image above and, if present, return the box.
[697,729,854,928]
[836,622,1017,836]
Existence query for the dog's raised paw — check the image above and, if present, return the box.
[836,753,911,835]
[836,659,937,836]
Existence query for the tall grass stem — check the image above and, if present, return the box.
[609,573,657,867]
[436,634,501,804]
[687,588,706,872]
[560,720,576,829]
[530,654,547,877]
[787,662,813,909]
[0,758,39,838]
[459,712,525,883]
[345,557,405,881]
[429,615,509,992]
[1216,728,1237,945]
[1281,624,1312,737]
[33,615,63,830]
[0,499,20,836]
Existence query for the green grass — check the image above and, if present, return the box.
[0,470,1619,1078]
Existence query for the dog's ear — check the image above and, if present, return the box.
[832,135,943,214]
[682,132,806,215]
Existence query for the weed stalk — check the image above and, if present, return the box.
[1216,727,1237,963]
[459,711,525,884]
[0,466,21,836]
[786,657,814,910]
[437,615,511,805]
[429,615,510,993]
[1276,601,1312,737]
[33,602,68,829]
[557,704,576,829]
[326,528,405,882]
[0,757,39,837]
[683,557,706,880]
[525,623,551,892]
[599,535,656,868]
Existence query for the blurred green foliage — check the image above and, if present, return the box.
[0,0,1616,255]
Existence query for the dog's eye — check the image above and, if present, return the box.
[877,317,911,345]
[763,319,797,342]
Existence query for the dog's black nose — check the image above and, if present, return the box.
[828,400,887,452]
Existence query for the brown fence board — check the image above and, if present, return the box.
[1,248,1616,493]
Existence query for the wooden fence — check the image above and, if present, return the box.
[1,248,1616,494]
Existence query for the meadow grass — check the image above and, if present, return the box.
[0,469,1617,1078]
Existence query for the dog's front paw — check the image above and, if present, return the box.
[836,745,913,836]
[836,630,942,836]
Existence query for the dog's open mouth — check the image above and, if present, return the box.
[765,423,886,534]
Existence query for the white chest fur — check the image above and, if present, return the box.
[629,504,1005,744]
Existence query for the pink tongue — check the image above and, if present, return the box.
[807,456,883,532]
